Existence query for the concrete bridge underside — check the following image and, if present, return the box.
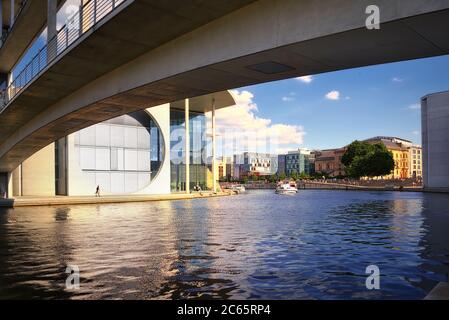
[1,0,449,172]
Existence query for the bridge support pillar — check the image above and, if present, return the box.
[47,0,58,62]
[185,98,190,194]
[212,99,217,193]
[0,172,11,198]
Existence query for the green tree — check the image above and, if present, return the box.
[299,172,310,180]
[343,141,395,178]
[342,140,372,167]
[279,173,287,181]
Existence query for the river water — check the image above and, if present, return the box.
[0,190,448,300]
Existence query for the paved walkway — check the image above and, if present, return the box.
[0,191,233,208]
[425,282,449,300]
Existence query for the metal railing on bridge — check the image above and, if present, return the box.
[0,0,125,113]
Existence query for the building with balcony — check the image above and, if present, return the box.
[232,152,278,179]
[409,145,423,179]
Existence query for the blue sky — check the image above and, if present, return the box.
[231,55,449,151]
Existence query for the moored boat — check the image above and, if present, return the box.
[230,185,246,194]
[275,181,298,195]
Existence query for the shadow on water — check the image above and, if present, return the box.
[0,206,75,300]
[417,194,449,293]
[0,190,448,300]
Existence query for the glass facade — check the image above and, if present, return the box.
[170,109,208,192]
[285,152,314,175]
[74,110,163,194]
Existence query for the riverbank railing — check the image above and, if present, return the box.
[0,0,125,113]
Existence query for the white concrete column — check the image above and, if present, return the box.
[7,172,13,198]
[185,98,190,193]
[212,98,217,193]
[47,0,58,62]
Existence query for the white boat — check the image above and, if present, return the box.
[275,182,298,195]
[230,185,246,194]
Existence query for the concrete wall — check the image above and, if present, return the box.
[135,104,171,195]
[20,143,56,196]
[11,165,20,196]
[422,90,449,192]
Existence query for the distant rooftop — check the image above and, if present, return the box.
[364,136,412,144]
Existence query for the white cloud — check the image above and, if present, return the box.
[325,90,340,101]
[392,77,404,82]
[296,76,313,84]
[412,130,420,136]
[408,103,421,110]
[208,90,306,154]
[282,96,295,102]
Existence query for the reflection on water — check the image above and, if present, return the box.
[0,190,449,300]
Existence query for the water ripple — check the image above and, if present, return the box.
[1,190,449,299]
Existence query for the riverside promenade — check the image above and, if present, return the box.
[0,191,234,208]
[298,181,423,192]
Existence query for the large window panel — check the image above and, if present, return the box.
[82,171,96,193]
[125,127,138,149]
[111,172,125,194]
[138,150,150,171]
[80,147,96,170]
[96,148,111,171]
[74,132,80,145]
[80,126,96,146]
[117,148,124,171]
[96,124,110,147]
[138,173,150,189]
[138,127,150,149]
[124,172,138,193]
[111,148,118,171]
[124,149,138,171]
[111,125,125,147]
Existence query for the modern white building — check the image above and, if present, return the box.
[422,90,449,192]
[4,91,236,197]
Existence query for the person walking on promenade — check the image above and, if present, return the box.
[95,185,101,197]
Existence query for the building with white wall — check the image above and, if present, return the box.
[422,90,449,192]
[4,91,235,197]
